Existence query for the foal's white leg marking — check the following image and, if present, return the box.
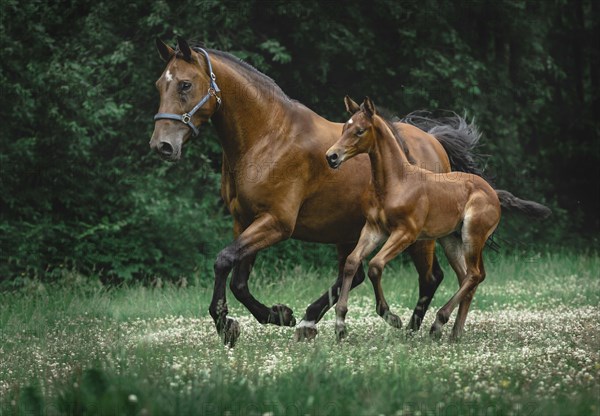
[296,320,316,329]
[165,70,173,82]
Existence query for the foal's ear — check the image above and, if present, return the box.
[344,96,361,114]
[156,38,175,62]
[176,36,193,61]
[363,97,376,118]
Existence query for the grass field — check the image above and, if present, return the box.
[1,250,599,415]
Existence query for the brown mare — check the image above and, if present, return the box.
[326,97,501,340]
[150,38,550,346]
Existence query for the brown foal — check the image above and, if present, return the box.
[326,97,501,340]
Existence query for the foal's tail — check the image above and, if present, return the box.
[401,111,552,219]
[495,190,552,219]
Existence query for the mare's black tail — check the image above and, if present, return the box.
[401,111,551,219]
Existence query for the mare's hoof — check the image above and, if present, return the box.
[384,312,403,329]
[294,326,318,342]
[407,316,422,332]
[223,318,241,347]
[269,304,296,326]
[335,324,348,341]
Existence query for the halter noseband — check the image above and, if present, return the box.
[154,48,222,137]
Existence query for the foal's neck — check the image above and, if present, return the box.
[369,117,413,197]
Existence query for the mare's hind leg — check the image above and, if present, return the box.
[450,253,486,340]
[367,229,417,330]
[295,243,366,341]
[407,240,445,331]
[430,236,484,340]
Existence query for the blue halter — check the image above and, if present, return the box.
[154,48,221,137]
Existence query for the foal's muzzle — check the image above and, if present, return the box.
[326,152,341,169]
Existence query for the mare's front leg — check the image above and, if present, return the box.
[230,253,296,327]
[209,213,293,346]
[367,229,417,329]
[294,243,366,341]
[335,224,385,340]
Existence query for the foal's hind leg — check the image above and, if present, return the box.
[430,237,484,340]
[407,240,445,331]
[450,253,486,340]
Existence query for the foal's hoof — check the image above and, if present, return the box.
[335,324,348,341]
[384,312,403,329]
[294,326,318,342]
[429,324,443,341]
[269,304,296,326]
[222,318,241,347]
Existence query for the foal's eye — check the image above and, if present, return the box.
[355,128,366,136]
[179,81,192,92]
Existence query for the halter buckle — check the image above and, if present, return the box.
[182,113,191,123]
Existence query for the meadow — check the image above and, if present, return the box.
[1,249,599,415]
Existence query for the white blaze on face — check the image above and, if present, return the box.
[347,118,354,125]
[165,70,174,82]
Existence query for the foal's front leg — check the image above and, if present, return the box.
[335,223,385,340]
[367,229,417,329]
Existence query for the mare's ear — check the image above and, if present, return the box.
[344,96,360,114]
[177,36,192,61]
[363,96,376,119]
[156,38,175,62]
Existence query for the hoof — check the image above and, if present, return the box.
[407,315,422,332]
[269,304,296,326]
[335,324,348,341]
[294,326,318,342]
[384,312,403,329]
[429,323,442,341]
[223,318,240,347]
[449,329,463,343]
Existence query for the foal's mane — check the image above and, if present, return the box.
[361,106,414,164]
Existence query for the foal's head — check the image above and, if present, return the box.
[326,96,379,169]
[150,38,221,161]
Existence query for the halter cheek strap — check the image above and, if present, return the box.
[154,48,222,137]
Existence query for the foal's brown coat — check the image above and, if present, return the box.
[326,97,501,340]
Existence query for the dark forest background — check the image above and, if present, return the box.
[1,0,598,283]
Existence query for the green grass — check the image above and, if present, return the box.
[1,250,599,415]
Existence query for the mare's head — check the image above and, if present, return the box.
[150,37,221,161]
[326,96,379,169]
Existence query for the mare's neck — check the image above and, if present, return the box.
[208,53,298,163]
[369,117,412,198]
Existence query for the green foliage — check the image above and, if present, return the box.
[1,1,597,282]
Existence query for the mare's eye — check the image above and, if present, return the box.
[355,128,366,136]
[179,81,192,92]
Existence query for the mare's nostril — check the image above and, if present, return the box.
[327,153,338,162]
[158,141,173,156]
